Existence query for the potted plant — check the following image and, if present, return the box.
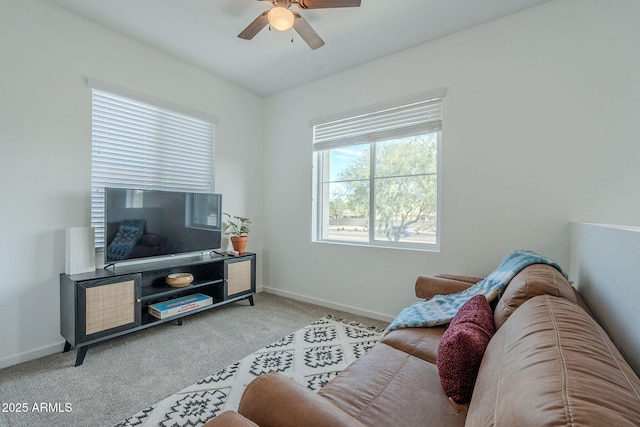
[224,213,251,253]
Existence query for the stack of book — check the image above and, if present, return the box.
[148,293,213,319]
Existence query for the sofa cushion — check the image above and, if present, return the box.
[467,295,640,426]
[318,343,467,427]
[381,326,446,364]
[436,295,495,403]
[493,263,575,329]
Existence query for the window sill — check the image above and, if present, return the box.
[312,239,440,253]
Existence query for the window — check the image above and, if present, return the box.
[312,90,444,250]
[89,79,217,247]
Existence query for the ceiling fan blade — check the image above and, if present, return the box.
[238,11,269,40]
[292,13,325,50]
[296,0,361,9]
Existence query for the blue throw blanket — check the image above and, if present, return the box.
[385,250,567,333]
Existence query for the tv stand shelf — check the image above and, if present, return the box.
[140,278,224,300]
[60,252,256,366]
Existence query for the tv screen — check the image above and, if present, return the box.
[104,188,222,264]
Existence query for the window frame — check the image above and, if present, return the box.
[311,90,444,251]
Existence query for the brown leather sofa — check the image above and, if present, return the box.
[206,264,640,426]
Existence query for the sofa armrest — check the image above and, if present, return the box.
[238,372,365,427]
[202,410,258,427]
[415,275,483,300]
[433,274,484,284]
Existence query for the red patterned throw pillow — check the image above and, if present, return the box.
[436,295,495,403]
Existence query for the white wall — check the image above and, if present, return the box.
[0,0,264,368]
[570,222,640,374]
[262,0,640,321]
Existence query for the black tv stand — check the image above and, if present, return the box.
[60,252,256,366]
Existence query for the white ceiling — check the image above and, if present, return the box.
[43,0,552,96]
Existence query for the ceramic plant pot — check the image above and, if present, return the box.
[230,236,248,253]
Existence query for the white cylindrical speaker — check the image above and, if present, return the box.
[65,227,96,275]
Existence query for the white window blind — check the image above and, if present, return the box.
[312,89,444,151]
[90,83,216,247]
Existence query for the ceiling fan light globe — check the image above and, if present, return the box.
[268,7,295,31]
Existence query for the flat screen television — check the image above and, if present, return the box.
[104,187,222,264]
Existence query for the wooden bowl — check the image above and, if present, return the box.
[166,273,194,287]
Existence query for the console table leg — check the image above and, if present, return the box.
[177,318,183,326]
[75,347,88,367]
[248,295,254,306]
[63,341,72,353]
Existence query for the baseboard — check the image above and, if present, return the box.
[0,342,64,370]
[262,286,394,323]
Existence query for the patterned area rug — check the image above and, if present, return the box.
[115,315,384,427]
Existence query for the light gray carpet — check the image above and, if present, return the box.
[0,293,389,427]
[117,315,385,426]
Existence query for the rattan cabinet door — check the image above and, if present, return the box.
[224,256,256,298]
[77,274,142,343]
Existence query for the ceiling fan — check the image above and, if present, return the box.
[238,0,362,50]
